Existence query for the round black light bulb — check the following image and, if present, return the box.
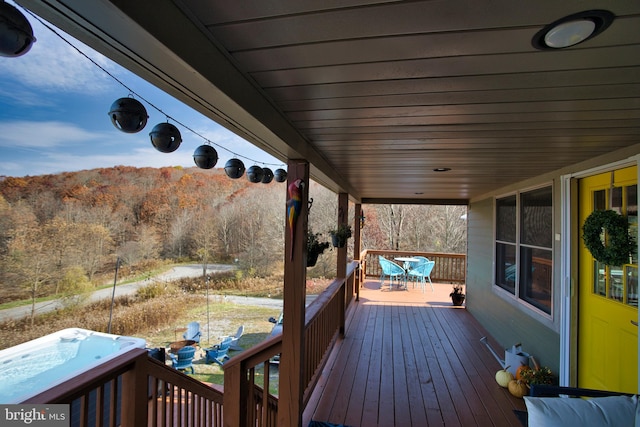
[247,165,264,183]
[224,158,245,179]
[193,145,218,169]
[149,122,182,153]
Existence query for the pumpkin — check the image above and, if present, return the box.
[495,366,514,388]
[508,379,529,398]
[515,364,531,381]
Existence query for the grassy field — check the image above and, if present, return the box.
[145,298,282,388]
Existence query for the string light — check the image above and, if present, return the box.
[19,5,286,171]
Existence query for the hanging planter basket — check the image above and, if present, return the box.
[307,251,320,267]
[331,234,347,248]
[307,231,329,267]
[582,209,635,266]
[329,224,352,248]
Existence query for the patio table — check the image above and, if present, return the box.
[394,257,420,288]
[394,257,421,270]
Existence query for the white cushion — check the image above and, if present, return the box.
[524,395,638,427]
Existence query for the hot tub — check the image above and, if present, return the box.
[0,328,146,403]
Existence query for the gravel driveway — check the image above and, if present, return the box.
[0,264,236,323]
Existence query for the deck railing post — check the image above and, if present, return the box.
[121,353,148,427]
[223,362,249,426]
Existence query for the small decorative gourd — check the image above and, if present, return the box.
[515,364,531,381]
[495,366,514,388]
[508,379,529,398]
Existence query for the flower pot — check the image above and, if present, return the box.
[331,234,346,248]
[451,294,465,306]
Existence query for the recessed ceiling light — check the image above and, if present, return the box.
[532,10,614,50]
[433,167,451,172]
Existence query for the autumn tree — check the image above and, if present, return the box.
[375,204,406,250]
[5,216,59,325]
[58,266,93,308]
[216,204,242,259]
[191,207,219,277]
[168,209,194,259]
[234,184,285,275]
[427,205,467,253]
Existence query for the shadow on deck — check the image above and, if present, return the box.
[303,279,526,427]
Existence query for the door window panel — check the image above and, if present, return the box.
[594,261,606,296]
[592,183,638,305]
[627,266,638,307]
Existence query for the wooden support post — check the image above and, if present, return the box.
[337,192,348,335]
[278,160,309,427]
[337,192,348,280]
[354,203,363,301]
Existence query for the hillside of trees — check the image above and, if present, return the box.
[0,166,466,305]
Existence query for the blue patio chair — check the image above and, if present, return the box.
[169,345,196,374]
[205,337,232,365]
[183,321,201,343]
[407,260,435,292]
[379,256,406,290]
[407,255,429,270]
[220,325,244,351]
[414,255,430,265]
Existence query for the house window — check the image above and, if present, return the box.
[495,186,553,314]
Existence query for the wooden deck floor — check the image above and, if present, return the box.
[303,280,526,427]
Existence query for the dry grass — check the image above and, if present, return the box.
[149,299,282,388]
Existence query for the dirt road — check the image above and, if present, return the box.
[0,264,236,323]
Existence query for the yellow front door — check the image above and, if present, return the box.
[578,166,638,393]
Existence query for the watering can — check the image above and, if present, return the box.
[504,343,530,376]
[480,337,530,376]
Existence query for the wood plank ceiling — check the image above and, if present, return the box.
[19,0,640,203]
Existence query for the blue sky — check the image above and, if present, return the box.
[0,3,280,178]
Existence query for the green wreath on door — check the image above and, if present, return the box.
[582,209,635,266]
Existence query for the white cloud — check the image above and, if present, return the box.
[0,86,57,108]
[0,121,103,148]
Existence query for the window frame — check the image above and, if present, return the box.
[494,183,554,318]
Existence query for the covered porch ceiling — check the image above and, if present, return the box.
[17,0,640,204]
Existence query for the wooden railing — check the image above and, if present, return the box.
[24,347,224,426]
[362,249,466,284]
[223,260,359,426]
[21,260,360,426]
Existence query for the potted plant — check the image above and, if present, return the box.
[520,365,554,387]
[450,284,465,306]
[329,224,352,248]
[307,230,330,267]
